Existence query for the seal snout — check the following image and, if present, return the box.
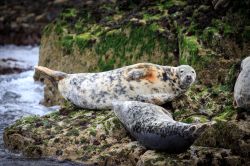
[186,74,193,82]
[185,74,195,85]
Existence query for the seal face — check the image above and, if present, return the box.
[177,65,196,89]
[234,57,250,110]
[36,63,196,109]
[112,101,208,153]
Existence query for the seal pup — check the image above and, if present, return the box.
[35,63,196,109]
[234,57,250,111]
[112,101,209,153]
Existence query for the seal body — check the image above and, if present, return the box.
[234,57,250,110]
[36,63,196,109]
[112,101,208,153]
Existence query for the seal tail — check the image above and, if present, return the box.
[35,66,67,86]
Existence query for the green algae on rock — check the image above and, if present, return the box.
[5,0,250,165]
[4,106,249,165]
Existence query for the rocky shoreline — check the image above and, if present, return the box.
[3,105,250,165]
[2,0,250,165]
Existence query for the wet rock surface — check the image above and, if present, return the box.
[0,157,84,166]
[0,46,81,165]
[0,58,33,74]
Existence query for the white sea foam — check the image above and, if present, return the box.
[0,45,58,125]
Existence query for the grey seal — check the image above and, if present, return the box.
[234,57,250,111]
[35,63,196,109]
[112,101,209,153]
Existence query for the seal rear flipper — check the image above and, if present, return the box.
[185,123,210,139]
[35,66,67,87]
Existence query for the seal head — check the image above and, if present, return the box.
[177,65,196,89]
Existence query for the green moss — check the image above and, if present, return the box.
[212,19,234,37]
[163,0,186,9]
[22,115,40,124]
[213,106,236,122]
[89,128,97,136]
[60,35,74,53]
[75,34,92,52]
[143,13,162,21]
[198,116,209,123]
[202,27,219,43]
[182,117,194,123]
[61,8,77,18]
[66,128,80,136]
[95,25,163,71]
[224,26,234,37]
[163,0,175,8]
[54,22,65,35]
[186,22,199,35]
[43,120,52,128]
[95,29,127,55]
[84,145,96,153]
[74,19,85,34]
[182,116,209,123]
[225,64,239,91]
[149,23,162,32]
[179,34,199,65]
[49,111,60,120]
[43,24,54,36]
[173,109,187,119]
[45,5,177,69]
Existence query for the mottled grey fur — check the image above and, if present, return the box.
[36,63,196,109]
[234,57,250,110]
[112,101,208,153]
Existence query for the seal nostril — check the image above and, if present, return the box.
[187,75,192,80]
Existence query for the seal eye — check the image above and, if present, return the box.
[192,70,195,73]
[180,70,184,73]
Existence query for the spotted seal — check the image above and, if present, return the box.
[234,57,250,110]
[112,101,209,153]
[35,63,196,109]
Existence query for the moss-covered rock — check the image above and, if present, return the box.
[5,0,250,165]
[195,118,250,158]
[4,106,249,165]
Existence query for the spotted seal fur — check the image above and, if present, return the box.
[112,101,209,153]
[35,63,196,109]
[234,57,250,110]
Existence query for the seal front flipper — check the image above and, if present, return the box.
[35,66,67,87]
[137,93,176,105]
